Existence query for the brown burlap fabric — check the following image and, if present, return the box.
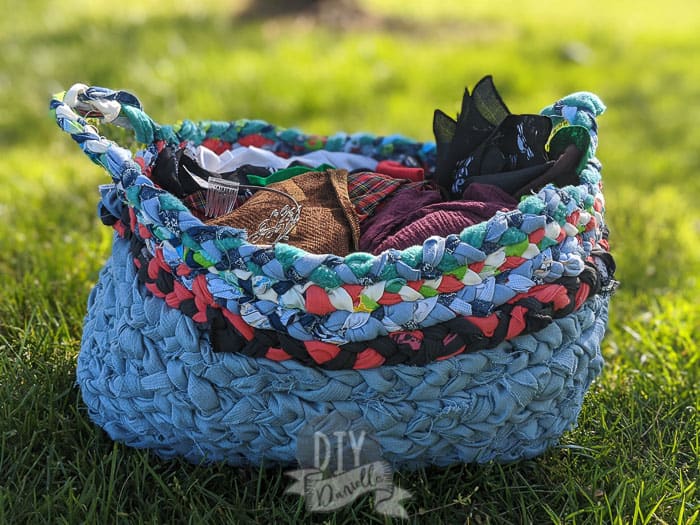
[207,169,360,256]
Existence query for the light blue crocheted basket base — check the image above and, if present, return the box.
[77,236,608,469]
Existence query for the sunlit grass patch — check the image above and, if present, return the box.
[1,0,699,523]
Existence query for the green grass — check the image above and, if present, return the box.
[1,0,699,522]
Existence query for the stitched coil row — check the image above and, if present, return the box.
[116,210,611,369]
[100,180,611,349]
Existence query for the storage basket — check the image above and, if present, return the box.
[52,80,616,468]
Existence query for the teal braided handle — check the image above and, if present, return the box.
[50,84,182,187]
[54,83,174,143]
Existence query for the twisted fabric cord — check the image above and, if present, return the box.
[108,202,614,349]
[124,226,609,369]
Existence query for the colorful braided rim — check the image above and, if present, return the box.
[117,210,612,369]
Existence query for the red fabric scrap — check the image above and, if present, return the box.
[305,285,335,316]
[237,134,274,148]
[464,314,499,338]
[375,160,425,182]
[528,228,546,244]
[377,292,403,306]
[201,138,231,155]
[353,349,386,369]
[305,340,341,364]
[221,308,255,340]
[436,275,464,293]
[506,305,527,339]
[265,347,292,361]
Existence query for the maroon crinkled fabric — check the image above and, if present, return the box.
[361,183,517,254]
[359,183,443,253]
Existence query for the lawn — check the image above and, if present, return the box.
[0,0,699,523]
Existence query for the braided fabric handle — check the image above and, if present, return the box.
[52,83,168,144]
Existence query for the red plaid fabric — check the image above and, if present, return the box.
[183,190,208,219]
[347,171,406,220]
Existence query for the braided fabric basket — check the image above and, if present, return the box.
[53,82,616,468]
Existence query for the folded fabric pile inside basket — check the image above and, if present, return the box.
[52,76,617,468]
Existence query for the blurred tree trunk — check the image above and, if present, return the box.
[237,0,368,24]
